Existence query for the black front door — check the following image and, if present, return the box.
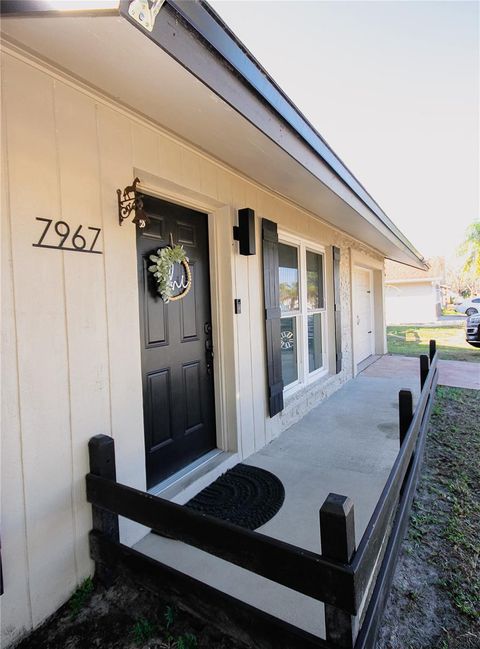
[137,196,216,488]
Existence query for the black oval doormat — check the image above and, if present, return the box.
[185,464,285,530]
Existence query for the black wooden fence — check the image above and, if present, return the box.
[86,342,439,649]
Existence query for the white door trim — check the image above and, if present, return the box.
[135,170,239,457]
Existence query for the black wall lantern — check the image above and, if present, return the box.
[233,208,256,256]
[117,177,150,229]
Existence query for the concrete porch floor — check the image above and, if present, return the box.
[134,366,422,638]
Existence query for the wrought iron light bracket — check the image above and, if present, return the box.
[117,177,149,229]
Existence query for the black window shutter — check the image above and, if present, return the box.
[332,246,342,373]
[262,218,284,417]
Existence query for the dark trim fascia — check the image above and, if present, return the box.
[2,0,425,266]
[159,0,424,265]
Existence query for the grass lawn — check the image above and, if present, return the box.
[442,306,461,316]
[378,386,480,648]
[387,324,480,362]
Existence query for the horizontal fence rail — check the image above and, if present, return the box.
[86,341,439,649]
[355,362,438,648]
[351,351,438,608]
[89,530,333,649]
[86,472,356,612]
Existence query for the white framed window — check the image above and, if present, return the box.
[278,234,328,392]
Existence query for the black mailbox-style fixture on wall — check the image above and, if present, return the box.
[117,177,150,229]
[233,208,256,256]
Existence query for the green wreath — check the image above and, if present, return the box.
[148,245,190,302]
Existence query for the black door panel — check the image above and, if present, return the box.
[137,196,216,487]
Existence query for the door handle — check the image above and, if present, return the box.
[356,315,360,325]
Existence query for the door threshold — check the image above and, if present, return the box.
[148,449,239,504]
[357,354,381,374]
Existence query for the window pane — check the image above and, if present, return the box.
[279,243,299,313]
[306,251,324,310]
[308,313,323,373]
[281,317,298,386]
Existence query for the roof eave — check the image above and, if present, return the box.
[157,0,426,267]
[1,0,427,269]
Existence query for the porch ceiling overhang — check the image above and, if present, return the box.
[1,0,427,269]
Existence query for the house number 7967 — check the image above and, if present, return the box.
[32,218,103,254]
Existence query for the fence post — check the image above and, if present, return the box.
[88,434,119,584]
[420,354,429,390]
[429,339,436,363]
[320,493,357,648]
[399,389,413,446]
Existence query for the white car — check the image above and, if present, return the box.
[455,297,480,316]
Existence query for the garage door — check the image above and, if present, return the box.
[354,267,374,364]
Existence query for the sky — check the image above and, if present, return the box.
[210,0,479,261]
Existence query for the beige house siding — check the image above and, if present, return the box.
[1,47,385,647]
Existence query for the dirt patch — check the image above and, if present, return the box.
[377,386,480,649]
[14,577,246,649]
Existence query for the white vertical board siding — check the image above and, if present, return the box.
[1,85,33,645]
[157,133,182,184]
[132,122,160,175]
[208,205,239,453]
[96,105,146,545]
[243,182,267,452]
[231,178,256,459]
[181,148,202,195]
[200,158,218,200]
[1,48,386,645]
[54,82,111,578]
[2,56,77,627]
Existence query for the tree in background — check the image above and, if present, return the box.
[458,221,480,277]
[444,223,480,300]
[446,263,480,299]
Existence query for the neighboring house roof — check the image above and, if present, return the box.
[385,257,445,283]
[1,0,427,270]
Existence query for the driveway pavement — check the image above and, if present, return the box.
[438,314,467,323]
[388,315,467,327]
[362,354,479,390]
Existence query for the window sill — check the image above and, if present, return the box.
[283,368,330,405]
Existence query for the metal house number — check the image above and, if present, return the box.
[32,218,102,254]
